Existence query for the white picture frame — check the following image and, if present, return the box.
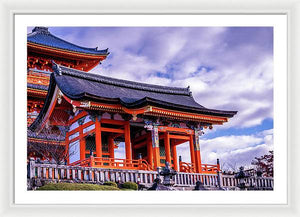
[1,0,299,216]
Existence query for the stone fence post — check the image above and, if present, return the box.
[216,159,223,189]
[29,158,36,179]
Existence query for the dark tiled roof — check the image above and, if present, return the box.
[27,27,109,55]
[30,64,237,131]
[54,64,237,117]
[56,65,192,96]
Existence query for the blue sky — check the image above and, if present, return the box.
[28,27,273,170]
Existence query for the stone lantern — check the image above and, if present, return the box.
[235,166,249,190]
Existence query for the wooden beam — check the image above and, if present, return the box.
[133,133,148,143]
[124,121,132,160]
[194,131,202,173]
[147,134,153,168]
[171,142,178,171]
[133,141,147,149]
[108,136,114,158]
[54,106,70,110]
[169,134,190,140]
[153,147,160,169]
[112,133,123,139]
[67,110,88,125]
[95,116,102,158]
[189,135,195,166]
[159,134,165,140]
[164,132,171,165]
[100,127,125,134]
[158,126,195,135]
[68,120,94,136]
[122,107,148,115]
[49,121,68,126]
[173,139,189,146]
[101,118,126,126]
[195,150,202,173]
[82,129,96,138]
[150,107,228,123]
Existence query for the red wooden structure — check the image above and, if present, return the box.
[27,27,237,174]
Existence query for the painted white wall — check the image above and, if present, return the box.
[69,121,79,131]
[83,124,95,134]
[69,140,80,163]
[69,131,79,140]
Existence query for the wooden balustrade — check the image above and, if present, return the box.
[201,164,220,174]
[69,157,153,171]
[28,159,273,190]
[179,162,220,174]
[179,162,196,173]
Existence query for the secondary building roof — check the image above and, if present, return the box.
[27,27,109,56]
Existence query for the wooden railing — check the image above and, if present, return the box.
[69,156,153,171]
[179,162,196,173]
[179,162,220,174]
[201,164,220,174]
[28,159,273,190]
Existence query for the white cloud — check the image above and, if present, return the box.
[176,129,273,171]
[114,142,125,159]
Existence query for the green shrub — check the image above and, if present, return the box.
[37,183,119,191]
[122,182,138,190]
[103,181,118,188]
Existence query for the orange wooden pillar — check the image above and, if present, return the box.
[194,130,202,173]
[189,135,196,167]
[124,121,132,160]
[151,125,160,169]
[171,141,178,171]
[95,116,102,158]
[108,136,114,158]
[147,133,153,167]
[90,155,95,167]
[164,132,171,165]
[194,150,202,173]
[79,123,86,160]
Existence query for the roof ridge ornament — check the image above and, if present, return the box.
[187,86,193,96]
[32,26,50,35]
[51,60,62,75]
[57,64,191,95]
